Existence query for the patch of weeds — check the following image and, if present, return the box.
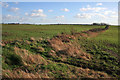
[70,27,77,35]
[65,55,120,77]
[2,62,11,70]
[40,63,68,78]
[5,53,23,67]
[3,48,23,69]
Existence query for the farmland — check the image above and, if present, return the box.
[2,24,105,41]
[1,24,120,78]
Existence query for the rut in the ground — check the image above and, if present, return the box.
[2,26,111,78]
[75,25,109,38]
[48,25,109,61]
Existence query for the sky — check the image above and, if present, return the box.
[1,2,118,25]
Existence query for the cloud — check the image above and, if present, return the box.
[96,3,103,6]
[1,2,9,8]
[33,9,43,13]
[87,5,90,8]
[9,7,19,12]
[19,17,32,22]
[61,8,69,12]
[80,6,106,12]
[104,10,117,15]
[3,14,32,22]
[30,13,46,17]
[25,13,29,16]
[25,12,46,17]
[56,15,65,18]
[109,15,118,18]
[48,10,53,12]
[74,13,91,19]
[14,2,19,4]
[94,13,107,18]
[74,13,107,19]
[25,9,47,17]
[3,14,13,19]
[3,14,19,20]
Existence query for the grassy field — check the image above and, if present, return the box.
[2,24,118,43]
[2,24,105,40]
[1,24,120,78]
[89,26,118,44]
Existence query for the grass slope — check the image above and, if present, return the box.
[1,24,119,78]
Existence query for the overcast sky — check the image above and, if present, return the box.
[1,2,118,25]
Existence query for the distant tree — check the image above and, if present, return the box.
[93,23,100,25]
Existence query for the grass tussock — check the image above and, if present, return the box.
[14,47,47,65]
[2,69,49,78]
[48,34,92,61]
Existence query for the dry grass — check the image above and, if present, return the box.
[66,65,111,78]
[2,69,49,78]
[30,37,35,42]
[2,46,110,78]
[14,47,47,65]
[2,26,112,78]
[74,67,110,78]
[74,26,108,38]
[0,42,5,47]
[25,40,31,45]
[48,27,108,61]
[48,36,91,61]
[3,47,49,78]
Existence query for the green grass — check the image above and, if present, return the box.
[2,37,120,77]
[77,37,120,77]
[2,47,23,69]
[89,26,118,44]
[2,24,105,41]
[2,24,119,78]
[2,24,118,44]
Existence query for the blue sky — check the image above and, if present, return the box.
[1,2,118,25]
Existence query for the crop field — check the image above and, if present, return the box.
[1,24,120,78]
